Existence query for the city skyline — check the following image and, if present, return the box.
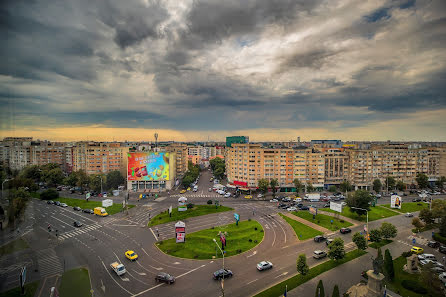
[1,0,446,141]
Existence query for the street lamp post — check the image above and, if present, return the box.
[351,206,369,240]
[213,238,225,297]
[2,178,13,200]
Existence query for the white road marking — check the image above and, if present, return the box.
[173,262,181,265]
[100,261,134,295]
[176,264,206,278]
[149,228,158,241]
[130,284,164,297]
[50,216,72,227]
[132,269,147,276]
[275,272,289,278]
[247,251,257,258]
[247,278,258,285]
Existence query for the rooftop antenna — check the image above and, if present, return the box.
[154,132,158,148]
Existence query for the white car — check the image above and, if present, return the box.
[60,203,68,207]
[287,207,297,212]
[341,202,347,206]
[224,193,231,198]
[269,199,278,202]
[405,212,413,217]
[257,194,264,198]
[256,261,273,271]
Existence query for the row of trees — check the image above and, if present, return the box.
[412,199,446,236]
[210,157,225,180]
[182,161,200,188]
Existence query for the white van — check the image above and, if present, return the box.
[193,185,198,192]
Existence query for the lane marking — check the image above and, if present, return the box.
[247,278,258,285]
[275,272,289,278]
[149,228,158,241]
[101,261,134,295]
[176,264,206,278]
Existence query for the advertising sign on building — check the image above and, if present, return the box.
[390,195,402,209]
[127,152,170,181]
[178,197,187,212]
[175,221,186,243]
[309,206,318,215]
[329,202,343,213]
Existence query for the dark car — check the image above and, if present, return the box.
[301,206,309,210]
[73,221,83,227]
[412,198,421,202]
[278,203,287,209]
[54,201,61,206]
[83,209,94,214]
[326,238,334,246]
[73,206,82,211]
[155,272,175,284]
[314,235,327,243]
[213,269,233,280]
[439,245,446,254]
[296,203,303,209]
[340,228,352,234]
[427,241,440,248]
[47,200,55,204]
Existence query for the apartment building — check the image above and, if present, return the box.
[72,142,127,175]
[165,143,188,178]
[188,146,217,161]
[322,148,348,186]
[31,142,72,173]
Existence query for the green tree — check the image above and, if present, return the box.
[315,280,325,297]
[369,229,382,242]
[385,176,396,190]
[419,209,434,225]
[214,167,225,180]
[306,183,315,192]
[106,170,124,190]
[411,217,424,232]
[384,249,394,281]
[416,173,429,189]
[346,190,371,216]
[431,199,446,219]
[42,167,64,187]
[182,175,194,188]
[89,174,106,192]
[296,254,309,275]
[7,188,31,223]
[40,188,60,200]
[328,237,345,261]
[372,179,382,193]
[270,179,278,198]
[258,179,269,194]
[332,285,340,297]
[420,262,443,295]
[352,232,367,251]
[64,172,78,187]
[339,180,352,192]
[210,157,225,171]
[396,181,405,192]
[75,170,89,190]
[293,178,303,193]
[328,185,337,193]
[439,215,446,237]
[436,176,446,189]
[380,222,397,240]
[19,165,42,181]
[376,248,384,274]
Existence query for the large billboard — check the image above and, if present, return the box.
[127,152,170,181]
[330,202,343,213]
[390,195,402,209]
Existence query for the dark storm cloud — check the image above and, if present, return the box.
[277,49,340,71]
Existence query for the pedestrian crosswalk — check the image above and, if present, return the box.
[35,248,63,278]
[59,224,101,240]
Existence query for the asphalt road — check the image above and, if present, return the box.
[1,171,445,297]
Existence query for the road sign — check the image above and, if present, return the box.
[234,213,239,221]
[20,266,26,294]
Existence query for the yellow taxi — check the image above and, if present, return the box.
[411,246,424,254]
[187,187,191,191]
[180,189,187,194]
[245,195,252,199]
[125,250,138,261]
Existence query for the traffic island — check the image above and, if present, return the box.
[382,202,428,213]
[291,211,353,231]
[148,204,233,227]
[278,213,322,240]
[0,237,30,257]
[54,197,134,215]
[59,267,92,297]
[155,220,263,259]
[321,206,399,222]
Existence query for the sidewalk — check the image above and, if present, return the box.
[282,212,330,233]
[318,210,360,226]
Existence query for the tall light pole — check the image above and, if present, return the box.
[2,178,13,200]
[98,176,103,194]
[351,206,369,240]
[213,238,225,297]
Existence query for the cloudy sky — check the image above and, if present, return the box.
[1,0,445,142]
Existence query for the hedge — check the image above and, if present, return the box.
[433,233,446,245]
[401,280,427,294]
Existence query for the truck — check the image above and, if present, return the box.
[110,262,126,276]
[94,207,108,217]
[304,193,320,201]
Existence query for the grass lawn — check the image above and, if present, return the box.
[0,238,29,257]
[148,205,233,227]
[54,197,134,215]
[254,249,367,297]
[321,205,399,222]
[59,268,91,297]
[292,211,353,231]
[382,202,428,213]
[385,256,443,297]
[369,239,393,249]
[278,213,322,240]
[0,281,39,297]
[156,220,263,259]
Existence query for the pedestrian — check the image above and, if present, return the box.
[156,227,159,237]
[253,210,255,216]
[443,256,445,265]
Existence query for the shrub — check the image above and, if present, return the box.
[207,200,212,205]
[340,220,344,223]
[254,240,258,243]
[249,239,253,242]
[159,241,163,245]
[401,280,427,294]
[433,233,446,245]
[40,188,59,200]
[211,226,215,229]
[194,255,198,259]
[401,251,413,258]
[248,218,251,221]
[317,220,320,223]
[187,203,194,209]
[254,227,258,230]
[237,249,242,253]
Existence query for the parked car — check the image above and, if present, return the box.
[224,193,231,198]
[412,198,422,202]
[60,203,68,207]
[180,189,187,194]
[155,272,175,284]
[340,228,352,234]
[323,203,330,208]
[428,241,441,248]
[55,201,61,206]
[296,203,304,209]
[257,194,264,198]
[73,221,83,227]
[47,200,54,204]
[326,238,333,246]
[287,207,297,212]
[213,269,233,280]
[405,212,414,217]
[244,195,252,199]
[313,250,327,259]
[314,235,327,243]
[256,261,273,271]
[73,206,82,211]
[83,209,94,214]
[270,199,278,202]
[301,206,309,210]
[439,245,446,254]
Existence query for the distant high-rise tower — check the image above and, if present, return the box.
[154,133,158,148]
